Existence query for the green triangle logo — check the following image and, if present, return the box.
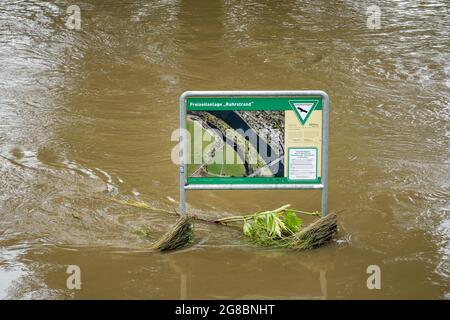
[289,100,317,125]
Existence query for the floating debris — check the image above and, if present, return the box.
[113,199,338,252]
[217,205,337,251]
[150,216,193,251]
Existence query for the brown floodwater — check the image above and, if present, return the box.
[0,0,449,299]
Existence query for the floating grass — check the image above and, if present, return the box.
[150,216,193,251]
[113,198,338,252]
[287,213,337,250]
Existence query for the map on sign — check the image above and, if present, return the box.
[185,96,323,185]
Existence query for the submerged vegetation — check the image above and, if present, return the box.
[150,216,193,251]
[218,204,304,246]
[113,199,338,252]
[216,204,337,250]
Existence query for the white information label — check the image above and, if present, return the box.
[288,148,317,180]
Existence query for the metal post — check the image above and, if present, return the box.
[321,92,329,216]
[179,93,187,216]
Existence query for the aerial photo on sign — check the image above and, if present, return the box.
[187,109,285,178]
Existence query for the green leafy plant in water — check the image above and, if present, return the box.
[283,210,302,233]
[242,209,302,246]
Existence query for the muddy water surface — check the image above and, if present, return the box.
[0,0,449,299]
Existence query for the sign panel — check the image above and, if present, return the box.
[288,148,317,180]
[184,95,323,185]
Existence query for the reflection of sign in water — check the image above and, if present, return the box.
[288,148,317,180]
